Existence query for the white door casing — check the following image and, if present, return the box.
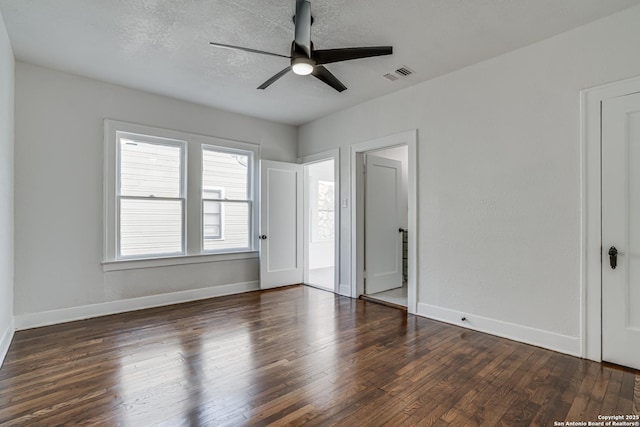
[299,148,341,295]
[601,91,640,370]
[260,160,303,289]
[350,130,417,313]
[365,154,403,294]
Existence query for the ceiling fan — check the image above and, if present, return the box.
[209,0,393,92]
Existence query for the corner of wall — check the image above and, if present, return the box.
[0,317,14,368]
[0,6,16,369]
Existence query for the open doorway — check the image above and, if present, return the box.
[350,130,417,313]
[302,150,339,293]
[361,146,408,307]
[304,159,336,291]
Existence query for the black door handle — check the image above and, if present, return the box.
[608,246,618,269]
[259,235,267,240]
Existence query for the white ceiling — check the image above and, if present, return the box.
[1,0,639,126]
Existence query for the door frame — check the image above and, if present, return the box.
[581,75,640,362]
[350,130,418,314]
[363,154,403,295]
[299,148,340,294]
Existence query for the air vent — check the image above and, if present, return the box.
[395,66,414,77]
[382,66,415,82]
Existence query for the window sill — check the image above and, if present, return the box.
[102,251,259,272]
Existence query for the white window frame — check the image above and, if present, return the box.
[201,144,255,254]
[116,133,187,260]
[104,120,260,270]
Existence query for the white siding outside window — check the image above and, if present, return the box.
[117,136,186,258]
[202,147,253,252]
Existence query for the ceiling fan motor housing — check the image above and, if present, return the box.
[290,41,315,75]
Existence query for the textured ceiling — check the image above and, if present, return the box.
[1,0,639,125]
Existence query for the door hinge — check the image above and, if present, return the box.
[363,270,367,279]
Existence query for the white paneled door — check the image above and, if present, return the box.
[365,154,403,294]
[260,160,303,289]
[602,92,640,370]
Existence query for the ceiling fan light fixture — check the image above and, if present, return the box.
[291,57,315,75]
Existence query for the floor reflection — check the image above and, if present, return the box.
[3,285,635,425]
[115,313,254,426]
[115,326,188,425]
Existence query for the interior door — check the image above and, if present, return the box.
[602,91,640,370]
[365,154,402,294]
[260,160,303,289]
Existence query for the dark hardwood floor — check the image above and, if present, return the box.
[0,285,638,426]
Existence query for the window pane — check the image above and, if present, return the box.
[316,211,335,241]
[317,181,335,211]
[202,149,248,200]
[203,202,250,251]
[120,138,181,197]
[120,199,183,257]
[203,200,222,240]
[312,180,335,242]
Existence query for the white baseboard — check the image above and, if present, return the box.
[339,283,351,297]
[416,303,581,357]
[0,317,15,368]
[14,281,260,331]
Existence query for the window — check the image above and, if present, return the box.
[203,188,223,240]
[118,134,186,258]
[312,180,335,242]
[202,146,253,252]
[104,120,259,266]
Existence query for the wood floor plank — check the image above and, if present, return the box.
[616,370,639,415]
[565,362,606,420]
[0,285,638,426]
[528,355,578,426]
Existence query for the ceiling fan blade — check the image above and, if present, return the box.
[257,67,291,90]
[210,42,291,59]
[294,0,312,58]
[313,46,393,65]
[312,65,347,92]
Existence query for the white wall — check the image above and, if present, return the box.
[298,5,640,354]
[0,9,14,364]
[14,63,297,324]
